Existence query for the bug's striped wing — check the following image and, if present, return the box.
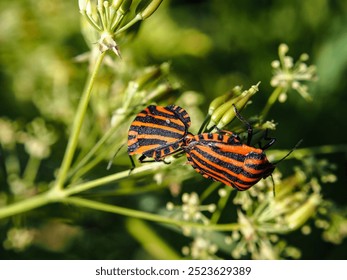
[184,133,275,190]
[128,105,191,161]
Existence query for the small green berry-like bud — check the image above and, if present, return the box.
[232,83,260,110]
[207,98,237,130]
[78,0,88,12]
[136,0,164,20]
[119,0,132,15]
[134,62,169,89]
[285,194,321,231]
[112,0,125,11]
[209,83,260,130]
[208,86,241,116]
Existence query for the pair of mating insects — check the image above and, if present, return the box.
[127,104,299,191]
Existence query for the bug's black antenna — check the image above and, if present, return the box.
[273,139,303,165]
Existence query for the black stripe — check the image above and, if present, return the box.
[132,116,186,132]
[130,126,184,139]
[245,151,265,160]
[147,105,181,121]
[246,162,272,171]
[136,138,169,146]
[166,105,191,127]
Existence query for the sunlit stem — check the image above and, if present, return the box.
[55,51,106,190]
[63,196,241,232]
[22,156,41,184]
[261,86,283,119]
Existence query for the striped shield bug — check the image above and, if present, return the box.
[183,132,276,190]
[128,104,191,162]
[182,104,299,191]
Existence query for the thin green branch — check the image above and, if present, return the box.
[55,51,106,190]
[0,188,65,219]
[64,196,241,232]
[22,156,41,184]
[126,218,181,259]
[261,86,283,119]
[210,187,232,224]
[64,161,164,196]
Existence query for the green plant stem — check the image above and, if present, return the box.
[67,118,123,180]
[55,51,106,190]
[210,187,232,224]
[126,218,181,259]
[200,181,221,202]
[0,161,169,219]
[64,196,241,232]
[64,161,164,196]
[261,86,283,119]
[22,156,41,184]
[0,188,65,219]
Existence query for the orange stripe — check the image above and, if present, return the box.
[213,142,262,156]
[155,106,176,116]
[132,144,159,154]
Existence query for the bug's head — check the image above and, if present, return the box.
[262,163,276,179]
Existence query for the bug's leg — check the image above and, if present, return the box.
[270,174,276,197]
[107,144,125,170]
[128,155,137,174]
[232,104,253,145]
[211,125,240,142]
[138,155,155,163]
[260,129,276,150]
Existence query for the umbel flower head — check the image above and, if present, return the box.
[79,0,163,56]
[271,44,317,102]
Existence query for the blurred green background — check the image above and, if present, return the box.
[0,0,346,259]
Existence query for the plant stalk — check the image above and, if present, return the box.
[54,51,106,190]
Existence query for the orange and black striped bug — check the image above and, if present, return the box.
[182,105,299,191]
[127,105,191,163]
[183,131,276,190]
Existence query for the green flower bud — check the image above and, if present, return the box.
[119,0,132,15]
[208,83,260,130]
[216,84,259,129]
[111,0,125,11]
[134,62,170,90]
[144,83,180,103]
[207,99,235,130]
[136,0,164,20]
[78,0,88,12]
[285,194,321,231]
[208,86,241,116]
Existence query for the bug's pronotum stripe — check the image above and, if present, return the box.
[184,133,275,190]
[127,105,191,160]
